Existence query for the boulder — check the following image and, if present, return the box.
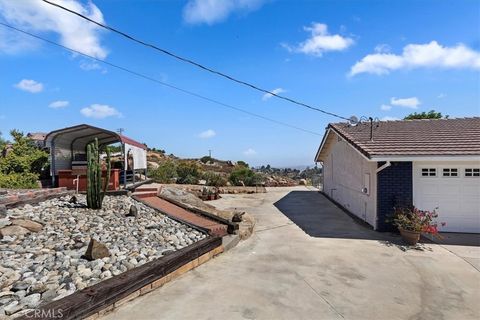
[11,219,43,232]
[84,239,110,261]
[0,225,30,238]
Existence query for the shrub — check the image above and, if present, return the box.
[203,171,227,187]
[149,160,177,183]
[176,162,201,184]
[0,172,39,189]
[200,156,214,164]
[236,160,248,168]
[229,166,262,186]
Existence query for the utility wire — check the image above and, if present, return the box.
[0,22,322,137]
[41,0,351,121]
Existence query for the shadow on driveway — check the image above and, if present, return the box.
[274,190,479,248]
[273,190,434,251]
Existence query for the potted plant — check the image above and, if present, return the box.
[391,206,445,245]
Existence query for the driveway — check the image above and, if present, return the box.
[103,187,480,320]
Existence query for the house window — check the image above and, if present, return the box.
[443,168,458,177]
[465,168,480,177]
[421,168,436,177]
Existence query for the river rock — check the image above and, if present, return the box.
[21,293,41,308]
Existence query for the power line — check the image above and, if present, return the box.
[41,0,350,122]
[0,22,322,137]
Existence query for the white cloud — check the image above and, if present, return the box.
[49,100,69,109]
[183,0,266,25]
[390,97,420,109]
[381,116,399,121]
[0,0,108,59]
[380,104,392,111]
[14,79,43,93]
[80,104,122,119]
[283,23,354,57]
[437,93,446,99]
[349,41,480,76]
[198,129,216,139]
[262,88,285,101]
[243,148,256,156]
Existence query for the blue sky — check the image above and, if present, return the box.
[0,0,479,167]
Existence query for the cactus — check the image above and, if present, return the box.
[86,138,111,209]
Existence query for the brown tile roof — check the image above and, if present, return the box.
[328,117,480,158]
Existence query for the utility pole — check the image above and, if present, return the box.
[117,128,125,135]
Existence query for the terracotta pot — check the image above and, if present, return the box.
[399,229,421,245]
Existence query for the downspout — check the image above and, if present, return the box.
[376,161,391,173]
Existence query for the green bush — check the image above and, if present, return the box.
[0,172,39,189]
[0,130,48,189]
[200,156,214,164]
[203,171,227,187]
[229,166,262,186]
[149,160,177,183]
[176,162,201,184]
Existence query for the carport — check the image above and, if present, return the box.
[44,124,148,190]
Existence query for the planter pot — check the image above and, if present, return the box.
[399,229,421,245]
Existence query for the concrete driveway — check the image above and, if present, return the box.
[103,187,480,320]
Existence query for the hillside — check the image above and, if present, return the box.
[146,149,322,187]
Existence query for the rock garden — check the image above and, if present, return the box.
[0,194,206,318]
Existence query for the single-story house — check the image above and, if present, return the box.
[315,117,480,233]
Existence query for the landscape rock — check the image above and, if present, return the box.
[84,239,110,261]
[127,205,138,217]
[11,219,43,232]
[0,194,207,317]
[0,218,11,228]
[0,225,30,238]
[21,293,41,308]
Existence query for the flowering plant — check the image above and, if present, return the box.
[392,206,445,235]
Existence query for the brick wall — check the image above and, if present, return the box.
[376,162,413,231]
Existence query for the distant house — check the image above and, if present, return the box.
[315,118,480,233]
[27,132,47,148]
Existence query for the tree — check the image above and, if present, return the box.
[0,130,49,188]
[404,110,448,120]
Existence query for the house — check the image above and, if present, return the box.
[27,132,47,148]
[315,118,480,233]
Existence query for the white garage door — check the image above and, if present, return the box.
[413,162,480,233]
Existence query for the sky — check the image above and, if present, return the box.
[0,0,479,167]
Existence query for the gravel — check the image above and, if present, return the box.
[0,195,207,317]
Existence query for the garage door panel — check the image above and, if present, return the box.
[414,163,480,233]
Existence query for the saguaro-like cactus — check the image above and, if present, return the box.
[86,138,111,209]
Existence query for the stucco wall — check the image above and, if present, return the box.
[322,134,378,228]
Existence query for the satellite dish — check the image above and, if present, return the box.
[349,115,359,125]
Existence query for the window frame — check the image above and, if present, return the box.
[465,168,480,177]
[421,168,437,177]
[442,168,459,177]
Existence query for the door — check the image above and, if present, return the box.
[413,162,480,233]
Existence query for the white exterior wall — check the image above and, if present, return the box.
[322,134,378,228]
